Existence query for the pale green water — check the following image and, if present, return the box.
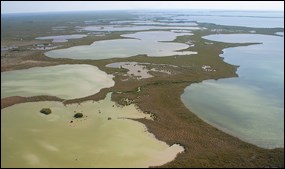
[1,93,184,168]
[1,64,114,99]
[45,31,197,60]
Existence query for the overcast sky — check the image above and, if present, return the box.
[1,1,284,14]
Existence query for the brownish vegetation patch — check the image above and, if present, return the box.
[1,24,283,167]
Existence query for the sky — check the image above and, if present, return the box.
[1,1,284,14]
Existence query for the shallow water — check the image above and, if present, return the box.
[1,45,17,51]
[173,15,284,28]
[45,31,197,60]
[36,34,87,43]
[106,62,153,79]
[181,34,284,148]
[275,32,284,36]
[148,10,284,28]
[80,25,200,32]
[52,26,68,31]
[136,10,284,28]
[1,93,184,168]
[1,64,114,99]
[110,20,198,26]
[106,62,173,80]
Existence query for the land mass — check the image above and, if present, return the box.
[1,12,284,167]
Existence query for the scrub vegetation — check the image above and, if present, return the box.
[1,11,284,167]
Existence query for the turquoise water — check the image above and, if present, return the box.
[181,34,284,148]
[45,31,197,60]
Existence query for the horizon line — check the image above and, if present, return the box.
[2,8,284,15]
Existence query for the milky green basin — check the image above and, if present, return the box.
[45,31,197,60]
[1,64,114,99]
[1,93,184,168]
